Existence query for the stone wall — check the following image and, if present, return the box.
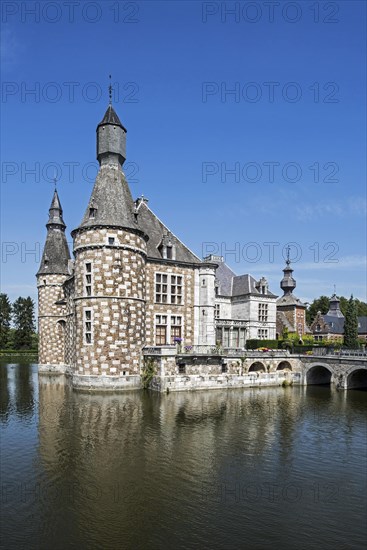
[37,273,68,368]
[146,351,302,392]
[144,261,196,347]
[72,227,147,377]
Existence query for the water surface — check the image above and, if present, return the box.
[1,361,366,549]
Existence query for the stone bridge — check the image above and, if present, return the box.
[299,354,367,390]
[143,347,367,392]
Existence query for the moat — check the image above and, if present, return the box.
[1,361,366,550]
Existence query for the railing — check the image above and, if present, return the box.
[143,345,290,358]
[302,347,367,358]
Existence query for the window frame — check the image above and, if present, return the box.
[155,272,184,305]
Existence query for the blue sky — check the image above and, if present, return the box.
[1,0,366,305]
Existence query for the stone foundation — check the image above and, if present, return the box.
[72,374,141,392]
[38,363,70,375]
[150,371,302,392]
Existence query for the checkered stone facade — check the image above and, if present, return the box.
[72,227,147,376]
[37,273,68,366]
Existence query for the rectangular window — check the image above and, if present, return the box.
[258,303,268,322]
[170,316,182,344]
[178,364,186,374]
[214,304,220,319]
[170,275,183,304]
[155,273,183,304]
[85,262,92,296]
[108,237,115,245]
[155,273,168,304]
[84,309,92,344]
[231,328,239,348]
[257,329,268,340]
[155,315,168,345]
[223,328,230,348]
[239,329,246,348]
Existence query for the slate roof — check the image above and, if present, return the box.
[321,315,345,334]
[135,200,202,264]
[326,294,344,317]
[232,274,277,297]
[315,315,367,335]
[358,316,367,333]
[37,190,70,276]
[277,294,306,308]
[214,260,277,298]
[97,104,126,131]
[75,165,143,233]
[214,261,236,296]
[47,189,66,228]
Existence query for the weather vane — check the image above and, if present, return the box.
[286,245,291,263]
[109,74,112,105]
[334,284,336,295]
[53,170,58,190]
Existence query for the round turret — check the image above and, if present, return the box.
[96,104,126,166]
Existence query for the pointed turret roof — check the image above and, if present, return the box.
[47,189,66,229]
[37,190,70,276]
[97,104,126,131]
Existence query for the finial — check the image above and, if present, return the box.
[286,245,291,264]
[333,284,336,295]
[53,170,57,190]
[109,74,112,105]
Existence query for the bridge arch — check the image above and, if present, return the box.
[276,361,292,371]
[249,361,265,373]
[346,366,367,390]
[306,363,333,386]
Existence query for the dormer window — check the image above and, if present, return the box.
[316,324,321,332]
[159,232,176,260]
[89,208,96,219]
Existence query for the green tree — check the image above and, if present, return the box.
[343,295,359,349]
[12,297,36,350]
[354,298,367,316]
[0,293,12,348]
[306,296,330,325]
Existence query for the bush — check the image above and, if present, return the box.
[246,339,280,350]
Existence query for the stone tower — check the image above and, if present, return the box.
[276,255,307,336]
[280,257,296,296]
[70,104,148,389]
[37,190,71,371]
[326,293,344,318]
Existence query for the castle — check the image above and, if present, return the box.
[37,103,308,390]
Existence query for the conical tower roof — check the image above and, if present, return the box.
[75,164,144,233]
[37,190,70,276]
[97,104,126,131]
[47,189,66,228]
